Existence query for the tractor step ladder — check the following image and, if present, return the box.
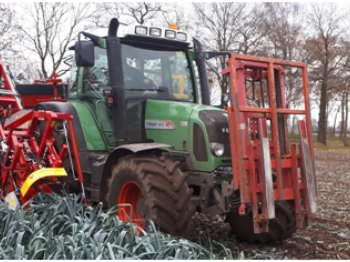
[224,53,317,233]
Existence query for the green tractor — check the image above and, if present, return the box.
[34,18,316,243]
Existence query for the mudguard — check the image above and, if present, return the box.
[20,168,67,197]
[99,143,174,205]
[115,143,173,153]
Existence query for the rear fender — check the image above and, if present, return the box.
[99,143,173,206]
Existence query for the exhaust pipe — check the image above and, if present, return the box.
[106,18,128,146]
[193,38,210,105]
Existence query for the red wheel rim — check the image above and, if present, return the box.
[118,181,146,229]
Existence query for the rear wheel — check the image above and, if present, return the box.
[107,153,195,237]
[225,201,297,243]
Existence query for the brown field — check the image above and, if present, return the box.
[191,145,350,259]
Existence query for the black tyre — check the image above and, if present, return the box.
[225,201,297,243]
[107,154,195,237]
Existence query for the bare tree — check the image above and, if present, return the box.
[260,3,306,60]
[305,3,346,145]
[158,3,194,31]
[235,3,267,56]
[0,3,20,60]
[336,40,350,145]
[17,2,95,78]
[122,2,172,25]
[192,2,248,94]
[95,2,172,28]
[336,8,350,146]
[259,3,309,133]
[94,3,122,28]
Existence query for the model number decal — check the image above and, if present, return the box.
[145,120,176,130]
[222,127,229,134]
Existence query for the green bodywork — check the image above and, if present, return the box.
[68,96,229,172]
[67,34,229,173]
[69,100,107,151]
[145,100,229,171]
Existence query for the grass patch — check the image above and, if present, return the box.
[287,132,350,151]
[313,137,350,151]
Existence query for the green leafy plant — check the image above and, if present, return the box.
[0,192,233,260]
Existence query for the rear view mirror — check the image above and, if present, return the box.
[74,41,95,67]
[222,93,229,103]
[63,55,73,67]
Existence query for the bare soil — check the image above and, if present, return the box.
[191,149,350,259]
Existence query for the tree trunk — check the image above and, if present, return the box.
[340,96,345,139]
[344,92,349,147]
[317,81,327,145]
[334,106,339,138]
[291,116,296,134]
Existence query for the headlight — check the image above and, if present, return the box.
[149,27,161,37]
[165,29,176,39]
[176,32,187,41]
[135,26,147,35]
[210,143,224,157]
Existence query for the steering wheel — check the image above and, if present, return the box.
[130,80,157,90]
[84,79,102,92]
[81,80,104,100]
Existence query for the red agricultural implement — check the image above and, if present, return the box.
[222,54,317,238]
[16,71,66,108]
[0,62,84,208]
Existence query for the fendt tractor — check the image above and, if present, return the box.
[0,18,317,243]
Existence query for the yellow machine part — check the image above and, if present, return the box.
[172,75,189,99]
[20,168,67,197]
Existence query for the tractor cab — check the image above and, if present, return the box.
[67,25,199,104]
[67,20,211,148]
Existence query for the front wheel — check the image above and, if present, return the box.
[107,154,195,237]
[225,201,297,243]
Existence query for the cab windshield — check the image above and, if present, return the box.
[70,44,195,102]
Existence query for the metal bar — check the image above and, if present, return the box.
[246,145,261,232]
[4,110,33,129]
[291,144,303,228]
[66,119,84,183]
[252,80,256,101]
[258,119,275,221]
[0,62,23,110]
[38,114,54,157]
[223,53,308,68]
[8,137,22,170]
[298,120,317,214]
[267,61,284,200]
[0,90,21,96]
[239,107,306,114]
[260,72,265,108]
[226,55,247,201]
[301,66,317,196]
[67,118,87,204]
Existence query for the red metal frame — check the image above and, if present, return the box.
[223,54,317,233]
[19,71,66,109]
[0,62,23,115]
[0,62,84,205]
[33,71,66,102]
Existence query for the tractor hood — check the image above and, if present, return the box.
[144,99,230,172]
